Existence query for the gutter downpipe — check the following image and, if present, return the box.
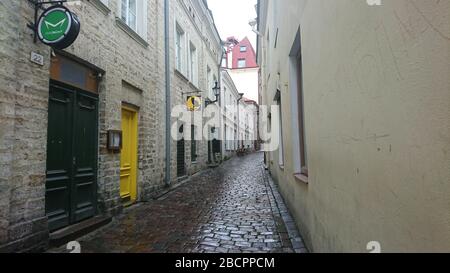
[217,47,225,162]
[237,94,244,150]
[164,0,171,187]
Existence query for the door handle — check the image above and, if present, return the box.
[73,157,76,167]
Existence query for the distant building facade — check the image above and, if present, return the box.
[223,37,259,104]
[220,70,240,158]
[243,99,260,151]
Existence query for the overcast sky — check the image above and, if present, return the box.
[207,0,258,48]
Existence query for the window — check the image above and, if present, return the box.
[121,0,137,31]
[240,46,247,52]
[237,59,246,68]
[206,66,211,95]
[224,125,228,150]
[189,43,198,86]
[119,0,147,38]
[289,29,308,181]
[296,52,307,175]
[191,125,197,162]
[275,92,284,167]
[175,24,185,72]
[233,129,237,151]
[221,57,227,68]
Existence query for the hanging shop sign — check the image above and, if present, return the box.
[186,96,202,111]
[37,5,80,49]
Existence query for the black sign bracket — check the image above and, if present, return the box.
[27,0,68,43]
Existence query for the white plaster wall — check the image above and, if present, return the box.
[229,68,259,102]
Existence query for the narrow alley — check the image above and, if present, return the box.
[49,153,306,253]
[1,0,448,256]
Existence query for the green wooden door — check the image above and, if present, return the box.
[46,85,74,230]
[46,82,98,231]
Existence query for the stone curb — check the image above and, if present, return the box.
[263,168,309,253]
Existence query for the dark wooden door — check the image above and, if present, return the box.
[71,92,98,223]
[46,82,98,231]
[177,125,186,177]
[46,85,74,231]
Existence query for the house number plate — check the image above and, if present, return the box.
[30,52,44,66]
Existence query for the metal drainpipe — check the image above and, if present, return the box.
[237,95,243,150]
[217,48,225,162]
[164,0,171,186]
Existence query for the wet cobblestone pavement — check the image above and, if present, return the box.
[50,152,307,253]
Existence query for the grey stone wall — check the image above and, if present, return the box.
[0,0,51,252]
[0,0,167,252]
[169,0,223,180]
[0,0,222,252]
[64,0,167,209]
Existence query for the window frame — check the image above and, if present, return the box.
[118,0,147,41]
[191,125,198,163]
[237,58,246,68]
[296,51,307,176]
[189,42,198,86]
[175,23,186,73]
[274,91,284,168]
[289,28,308,183]
[121,0,138,31]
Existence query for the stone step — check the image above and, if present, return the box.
[49,216,112,247]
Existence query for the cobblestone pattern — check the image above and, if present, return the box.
[49,153,307,253]
[265,173,308,253]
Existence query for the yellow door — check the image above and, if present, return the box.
[120,106,138,204]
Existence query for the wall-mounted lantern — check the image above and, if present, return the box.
[205,81,221,107]
[107,130,122,152]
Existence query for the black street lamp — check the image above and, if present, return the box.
[205,81,221,107]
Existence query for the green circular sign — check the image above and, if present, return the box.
[37,5,80,49]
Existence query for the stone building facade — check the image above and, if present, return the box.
[220,69,259,160]
[257,0,450,252]
[220,70,240,158]
[224,36,259,104]
[0,0,221,252]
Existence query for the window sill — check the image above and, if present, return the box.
[294,173,309,185]
[175,69,189,82]
[88,0,111,15]
[174,69,203,94]
[188,81,200,92]
[115,17,149,48]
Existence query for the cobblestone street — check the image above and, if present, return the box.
[50,153,307,253]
